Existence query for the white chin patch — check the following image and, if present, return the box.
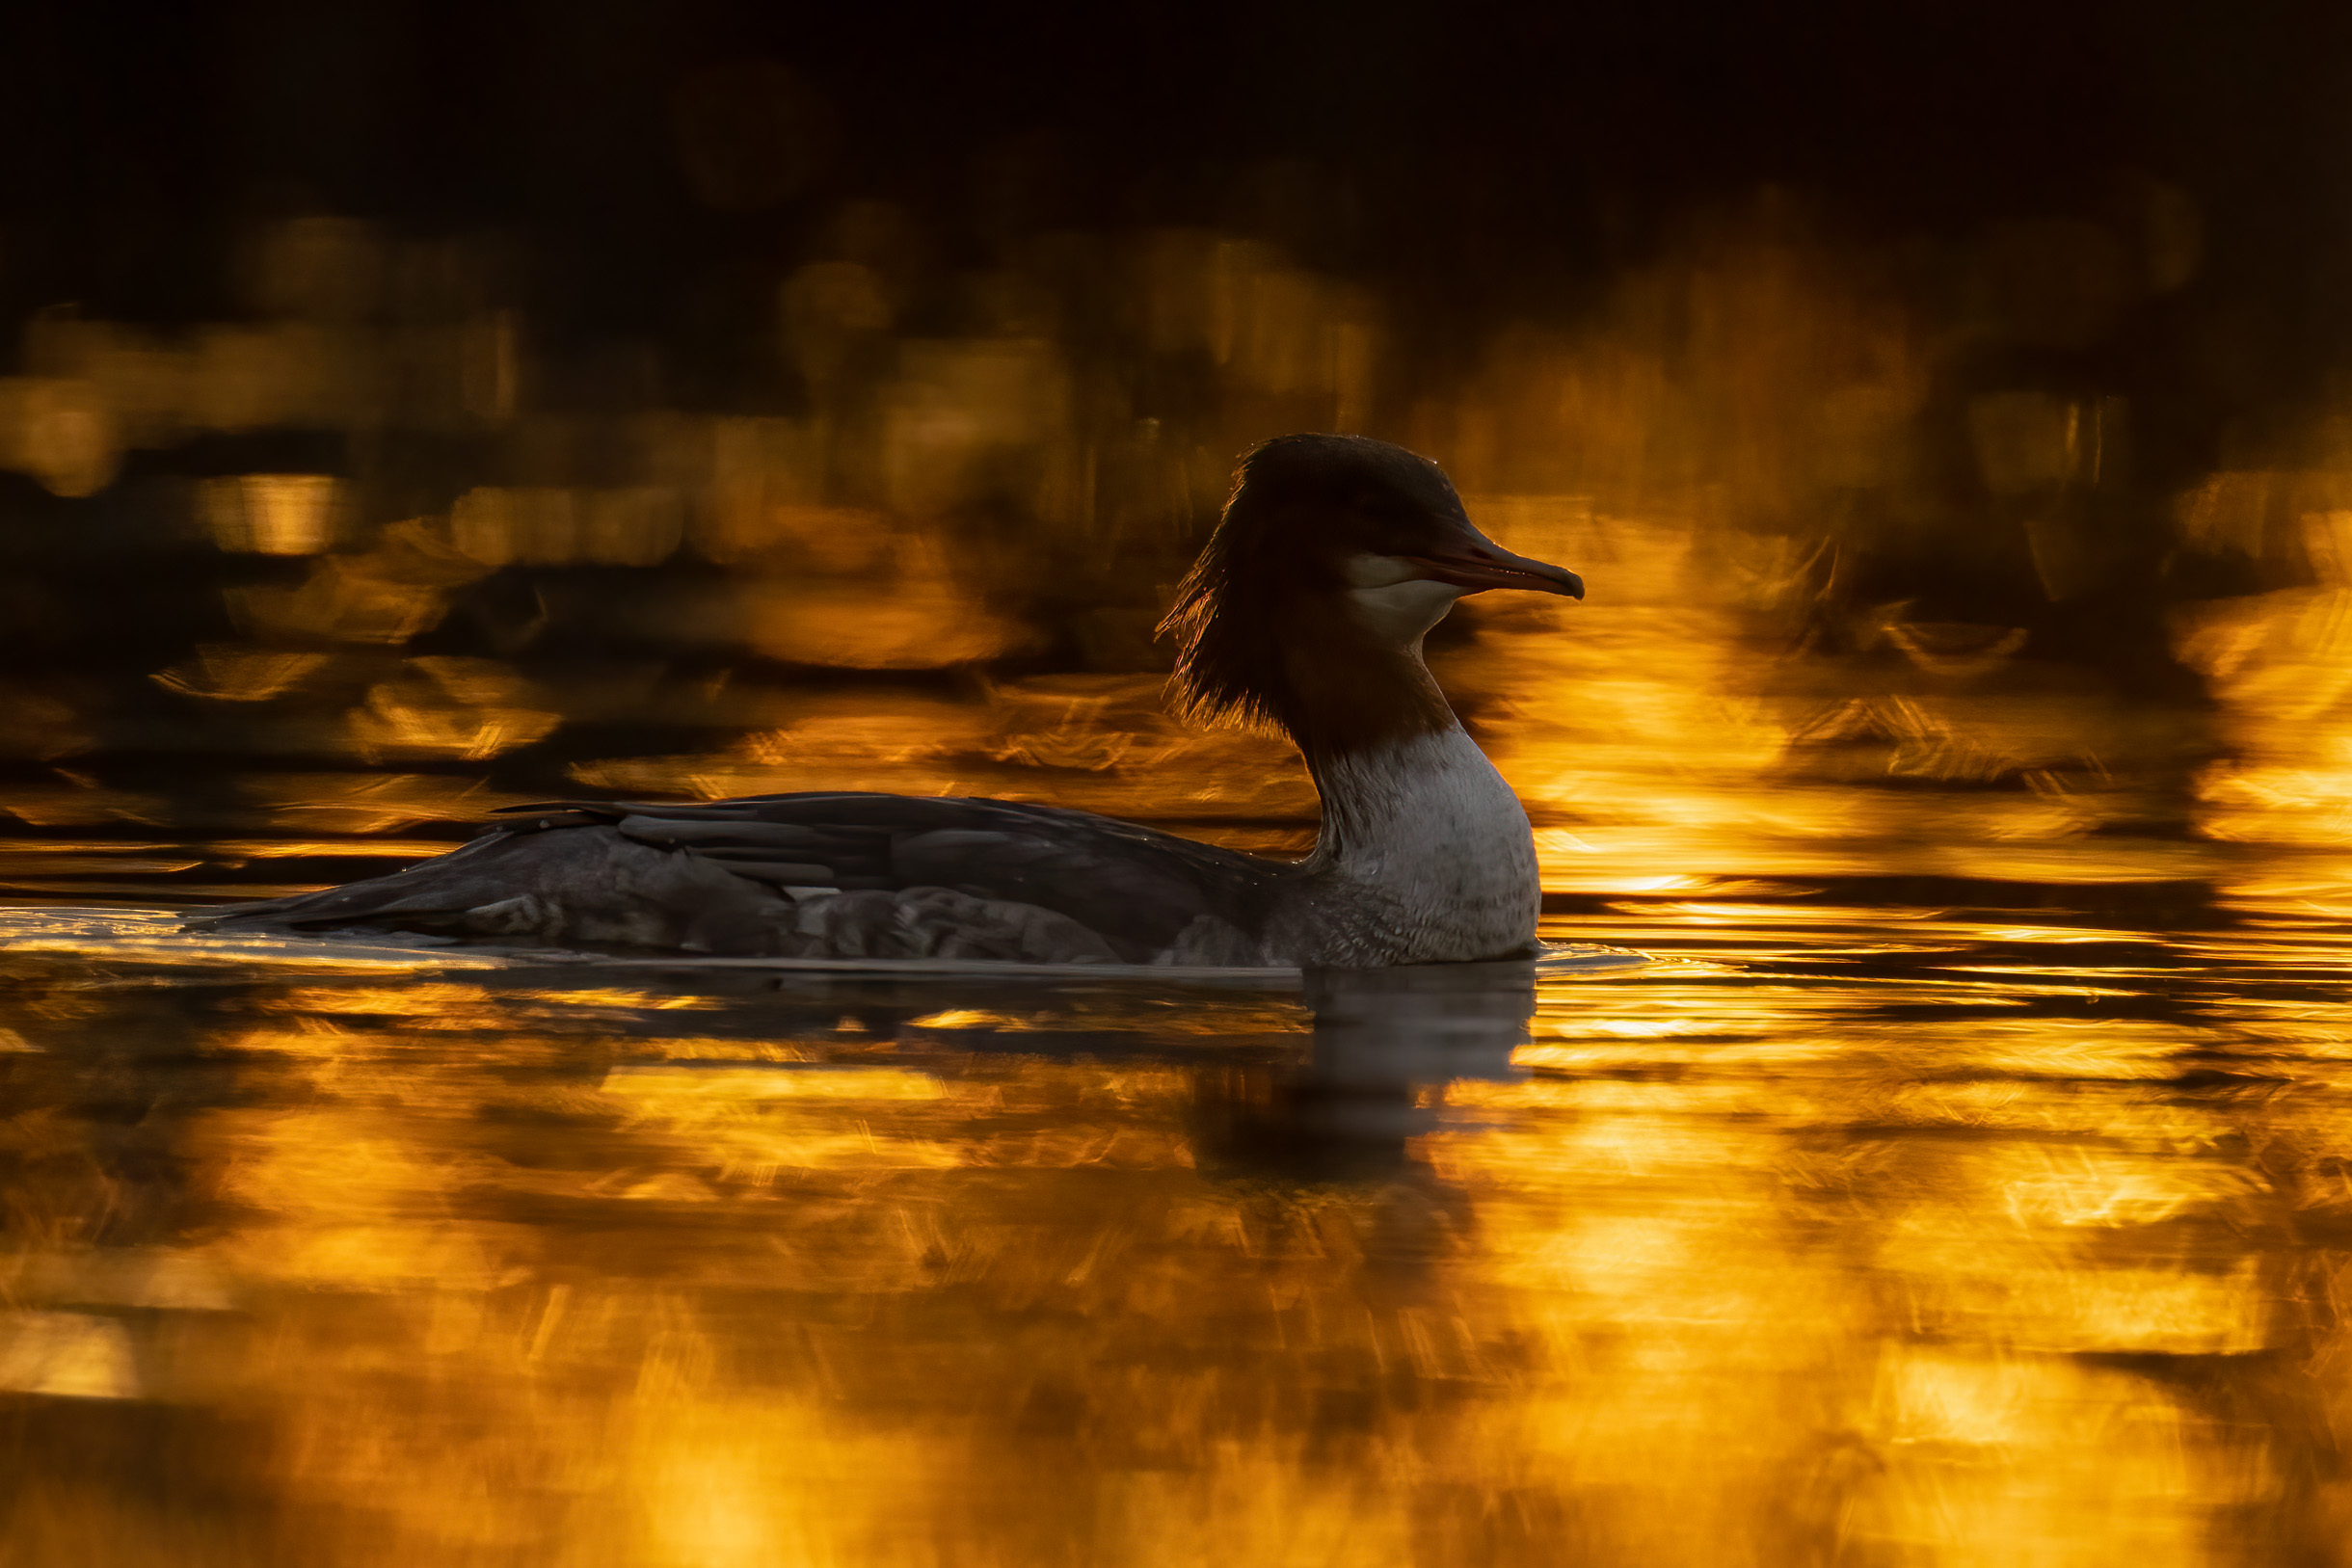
[1347,574,1466,642]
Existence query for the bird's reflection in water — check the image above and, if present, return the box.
[1194,959,1535,1180]
[7,920,2352,1563]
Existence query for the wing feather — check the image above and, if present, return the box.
[502,792,1289,953]
[209,791,1293,959]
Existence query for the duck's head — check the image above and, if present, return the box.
[1162,435,1583,743]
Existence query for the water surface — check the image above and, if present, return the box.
[0,829,2346,1566]
[8,545,2352,1564]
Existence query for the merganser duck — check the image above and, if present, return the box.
[196,435,1584,966]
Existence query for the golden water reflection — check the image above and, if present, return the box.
[13,199,2352,1562]
[0,890,2348,1565]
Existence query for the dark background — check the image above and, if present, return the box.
[3,0,2339,413]
[0,0,2345,889]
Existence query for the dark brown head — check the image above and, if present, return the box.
[1160,435,1582,754]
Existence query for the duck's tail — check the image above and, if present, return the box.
[187,826,801,953]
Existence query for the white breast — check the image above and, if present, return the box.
[1282,729,1542,964]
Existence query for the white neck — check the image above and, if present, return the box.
[1301,727,1541,963]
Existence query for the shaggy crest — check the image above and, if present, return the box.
[1159,434,1469,739]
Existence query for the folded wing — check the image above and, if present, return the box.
[200,791,1291,963]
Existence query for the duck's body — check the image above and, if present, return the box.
[197,436,1582,967]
